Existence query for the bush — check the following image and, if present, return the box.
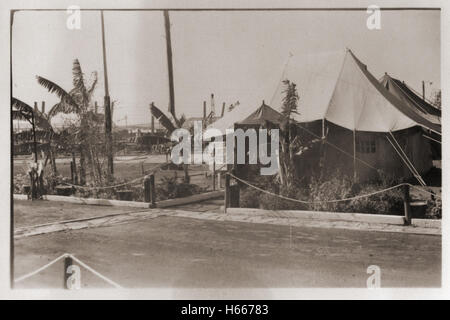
[156,176,206,201]
[259,188,309,211]
[238,187,261,208]
[238,172,406,215]
[346,184,404,215]
[13,173,30,194]
[426,197,441,219]
[308,174,354,212]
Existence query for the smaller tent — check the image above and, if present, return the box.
[237,102,284,126]
[204,101,283,139]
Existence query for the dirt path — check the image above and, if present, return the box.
[14,215,441,289]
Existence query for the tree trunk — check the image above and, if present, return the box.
[49,144,58,176]
[87,145,98,185]
[79,146,86,185]
[71,151,78,184]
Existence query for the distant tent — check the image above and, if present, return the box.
[379,74,441,124]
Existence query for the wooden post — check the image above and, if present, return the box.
[203,101,207,128]
[144,176,151,203]
[63,255,73,289]
[353,129,356,181]
[422,80,425,101]
[150,174,156,206]
[224,173,230,213]
[151,115,155,133]
[403,184,412,225]
[184,164,190,183]
[164,10,176,119]
[71,152,78,185]
[217,172,221,189]
[144,174,156,206]
[29,170,35,200]
[31,105,38,163]
[210,93,215,115]
[221,102,225,117]
[70,161,75,184]
[212,147,216,191]
[101,10,114,182]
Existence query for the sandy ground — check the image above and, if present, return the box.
[13,201,441,289]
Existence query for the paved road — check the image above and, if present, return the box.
[14,214,441,289]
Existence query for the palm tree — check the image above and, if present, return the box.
[12,97,59,198]
[12,98,57,172]
[150,103,189,182]
[37,59,102,185]
[279,80,300,188]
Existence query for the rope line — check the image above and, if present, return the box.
[423,134,441,144]
[227,172,440,203]
[387,132,426,186]
[62,176,145,190]
[409,184,441,199]
[228,172,406,204]
[14,253,122,288]
[69,255,122,288]
[14,253,69,283]
[62,162,169,190]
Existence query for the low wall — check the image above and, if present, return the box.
[13,190,224,209]
[225,207,441,228]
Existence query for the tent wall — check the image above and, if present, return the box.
[293,122,434,183]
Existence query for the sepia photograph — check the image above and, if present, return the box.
[1,0,448,302]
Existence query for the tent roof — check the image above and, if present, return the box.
[324,50,441,133]
[379,74,441,124]
[237,102,284,126]
[271,50,347,123]
[206,49,441,138]
[204,102,257,138]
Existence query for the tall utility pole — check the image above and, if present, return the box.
[164,10,176,120]
[32,102,38,163]
[101,10,114,181]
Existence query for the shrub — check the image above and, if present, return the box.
[239,171,406,215]
[308,174,354,212]
[426,197,442,219]
[238,187,261,208]
[156,176,205,201]
[346,184,404,215]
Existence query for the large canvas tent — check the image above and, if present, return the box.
[206,49,439,183]
[292,49,440,183]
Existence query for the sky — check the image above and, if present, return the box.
[12,9,440,126]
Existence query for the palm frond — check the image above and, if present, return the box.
[48,101,80,119]
[12,110,30,122]
[72,59,88,97]
[11,97,33,121]
[36,76,79,109]
[87,71,98,100]
[150,103,176,133]
[12,97,53,130]
[178,114,186,127]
